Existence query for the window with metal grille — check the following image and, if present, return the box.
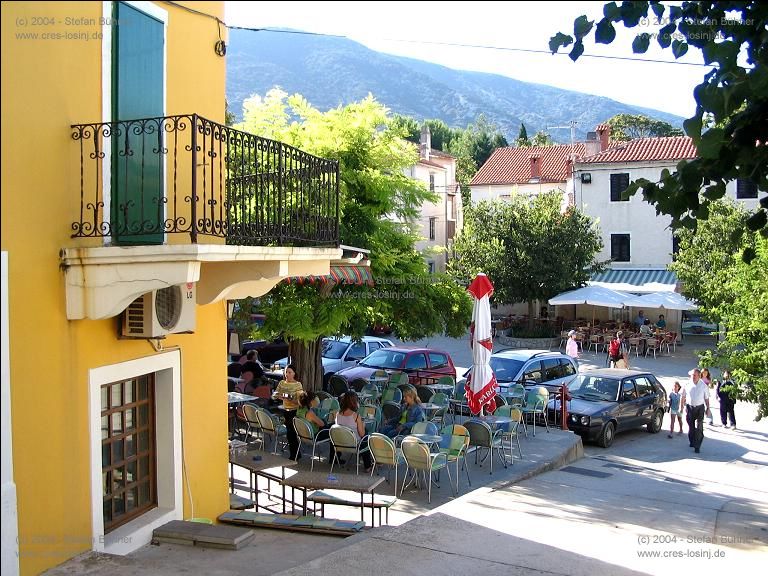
[736,178,758,199]
[429,217,436,240]
[610,173,630,202]
[101,374,156,532]
[611,234,631,262]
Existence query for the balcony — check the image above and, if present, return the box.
[63,115,342,320]
[70,114,338,247]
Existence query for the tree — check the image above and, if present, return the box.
[670,199,767,420]
[517,123,531,147]
[551,2,768,262]
[606,113,683,141]
[236,90,472,390]
[449,192,605,328]
[530,130,555,147]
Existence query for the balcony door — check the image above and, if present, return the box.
[111,1,164,245]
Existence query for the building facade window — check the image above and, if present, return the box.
[429,174,435,192]
[610,173,630,202]
[736,178,758,199]
[101,374,156,532]
[429,217,436,240]
[428,261,435,274]
[672,234,681,259]
[611,234,631,262]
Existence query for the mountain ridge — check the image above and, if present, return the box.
[226,29,683,143]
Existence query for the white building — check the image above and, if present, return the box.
[406,126,462,273]
[574,134,764,274]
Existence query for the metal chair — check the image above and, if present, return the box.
[493,405,523,461]
[465,419,507,475]
[428,392,450,427]
[521,386,550,436]
[329,425,370,475]
[439,424,472,493]
[380,387,402,405]
[328,374,349,397]
[381,401,402,427]
[255,408,287,454]
[400,437,453,503]
[368,432,405,495]
[411,421,438,436]
[241,403,264,448]
[350,377,370,393]
[293,416,330,471]
[416,385,434,404]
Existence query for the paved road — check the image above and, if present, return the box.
[382,332,768,575]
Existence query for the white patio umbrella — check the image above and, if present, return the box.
[548,285,642,308]
[466,273,497,416]
[632,291,698,311]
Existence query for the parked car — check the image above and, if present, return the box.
[458,350,578,397]
[552,369,667,448]
[681,311,719,336]
[335,346,456,390]
[239,336,289,365]
[274,336,393,386]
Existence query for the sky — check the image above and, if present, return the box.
[225,1,710,120]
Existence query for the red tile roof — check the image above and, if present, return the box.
[580,136,697,164]
[470,144,586,186]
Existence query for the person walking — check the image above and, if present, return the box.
[667,381,683,438]
[608,331,624,368]
[682,368,710,454]
[717,371,737,429]
[565,330,580,370]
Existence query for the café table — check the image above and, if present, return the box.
[228,392,258,405]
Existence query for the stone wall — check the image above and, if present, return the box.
[497,335,559,350]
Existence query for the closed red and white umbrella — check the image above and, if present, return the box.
[466,273,497,415]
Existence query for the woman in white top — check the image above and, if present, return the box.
[335,391,373,472]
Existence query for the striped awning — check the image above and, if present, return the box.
[286,264,374,286]
[589,268,678,293]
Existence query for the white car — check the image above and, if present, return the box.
[458,349,578,396]
[275,335,393,386]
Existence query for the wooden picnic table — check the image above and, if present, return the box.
[229,450,298,513]
[281,470,385,526]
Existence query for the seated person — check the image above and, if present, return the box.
[335,391,373,472]
[296,391,335,463]
[380,388,425,439]
[639,319,654,337]
[656,314,667,329]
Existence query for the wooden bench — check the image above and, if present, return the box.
[218,511,365,536]
[307,489,397,527]
[229,493,256,510]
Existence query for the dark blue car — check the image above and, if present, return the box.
[551,369,668,448]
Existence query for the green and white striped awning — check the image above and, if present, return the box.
[286,264,374,286]
[589,269,678,293]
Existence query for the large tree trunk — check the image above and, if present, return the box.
[527,300,536,330]
[289,337,323,392]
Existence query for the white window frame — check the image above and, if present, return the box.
[89,350,182,555]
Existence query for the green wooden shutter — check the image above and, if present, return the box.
[112,2,164,245]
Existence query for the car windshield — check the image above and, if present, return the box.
[488,357,526,383]
[321,339,349,359]
[359,349,406,369]
[569,375,620,401]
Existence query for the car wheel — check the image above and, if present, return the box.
[598,421,615,448]
[647,409,663,433]
[322,372,334,392]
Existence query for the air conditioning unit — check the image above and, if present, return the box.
[121,283,196,338]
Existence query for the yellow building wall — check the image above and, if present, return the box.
[1,2,228,574]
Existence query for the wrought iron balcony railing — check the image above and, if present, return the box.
[71,114,339,247]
